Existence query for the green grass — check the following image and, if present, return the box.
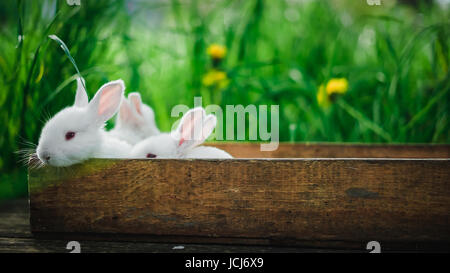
[0,0,449,200]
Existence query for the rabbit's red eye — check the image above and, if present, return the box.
[146,153,157,158]
[65,131,76,141]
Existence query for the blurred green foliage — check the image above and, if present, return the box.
[0,0,449,199]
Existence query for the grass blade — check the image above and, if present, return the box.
[337,99,392,142]
[48,34,86,92]
[403,74,450,131]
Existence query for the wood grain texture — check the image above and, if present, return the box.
[2,199,340,253]
[206,142,450,158]
[29,156,450,250]
[3,237,354,253]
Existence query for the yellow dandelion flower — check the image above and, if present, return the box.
[317,84,330,108]
[202,69,229,89]
[326,78,348,95]
[207,44,227,59]
[317,78,349,108]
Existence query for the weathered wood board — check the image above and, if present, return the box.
[28,144,450,250]
[207,142,450,158]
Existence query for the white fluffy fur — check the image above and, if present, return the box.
[130,107,232,159]
[36,77,131,167]
[107,92,160,145]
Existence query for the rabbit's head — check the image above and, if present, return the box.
[112,92,159,143]
[130,107,216,159]
[36,77,125,166]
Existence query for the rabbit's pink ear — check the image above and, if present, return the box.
[74,76,88,107]
[128,92,142,116]
[202,114,217,141]
[88,79,125,125]
[176,107,207,150]
[118,97,133,122]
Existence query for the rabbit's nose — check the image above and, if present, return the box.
[39,152,51,163]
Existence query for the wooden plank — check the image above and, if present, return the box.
[0,213,31,239]
[206,143,450,158]
[1,236,363,253]
[0,199,352,253]
[0,199,32,239]
[28,157,450,250]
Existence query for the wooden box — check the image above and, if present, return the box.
[28,143,450,250]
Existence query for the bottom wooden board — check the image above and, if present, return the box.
[28,158,450,250]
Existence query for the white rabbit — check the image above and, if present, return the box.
[75,77,160,145]
[107,92,160,145]
[36,77,132,167]
[130,107,232,159]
